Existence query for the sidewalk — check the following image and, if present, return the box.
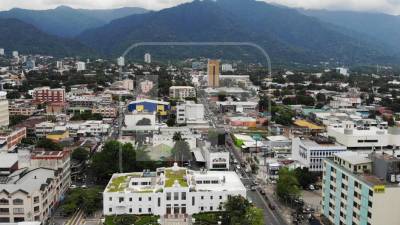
[263,184,294,225]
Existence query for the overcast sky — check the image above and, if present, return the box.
[0,0,399,15]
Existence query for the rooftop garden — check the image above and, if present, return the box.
[165,169,188,187]
[106,173,142,192]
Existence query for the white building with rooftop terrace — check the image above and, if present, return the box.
[103,163,246,218]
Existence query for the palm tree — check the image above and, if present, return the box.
[172,131,183,142]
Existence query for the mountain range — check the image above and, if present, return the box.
[0,0,400,65]
[299,9,400,51]
[0,18,93,56]
[0,6,148,37]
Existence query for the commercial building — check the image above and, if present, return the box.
[327,122,400,150]
[127,99,170,116]
[292,136,347,172]
[76,61,86,71]
[46,130,69,142]
[144,53,151,64]
[207,60,220,88]
[169,86,196,100]
[32,87,65,104]
[0,91,9,127]
[34,122,55,137]
[0,127,26,152]
[321,151,400,225]
[92,106,118,118]
[228,117,257,128]
[194,142,230,170]
[124,111,157,132]
[221,64,234,72]
[103,163,246,218]
[217,101,258,113]
[8,101,40,116]
[152,127,199,149]
[176,102,205,125]
[0,167,66,223]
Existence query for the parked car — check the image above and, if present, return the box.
[268,203,276,210]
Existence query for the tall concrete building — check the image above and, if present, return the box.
[207,60,220,88]
[322,151,400,225]
[144,53,151,64]
[76,61,86,71]
[0,91,9,127]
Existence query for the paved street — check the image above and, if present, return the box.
[199,90,288,225]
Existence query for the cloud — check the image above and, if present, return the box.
[0,0,400,15]
[0,0,192,11]
[265,0,400,14]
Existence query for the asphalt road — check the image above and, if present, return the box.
[199,91,288,225]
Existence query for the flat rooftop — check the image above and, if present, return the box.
[0,153,18,168]
[334,151,372,165]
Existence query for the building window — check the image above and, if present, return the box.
[129,208,132,213]
[109,197,112,201]
[13,208,24,214]
[192,196,195,206]
[167,192,171,201]
[201,196,204,200]
[119,197,124,203]
[129,198,132,202]
[0,199,8,205]
[139,197,142,202]
[148,197,152,201]
[219,196,222,200]
[158,197,161,207]
[139,208,142,213]
[109,208,112,212]
[148,208,151,213]
[181,192,186,200]
[13,199,23,205]
[174,192,179,200]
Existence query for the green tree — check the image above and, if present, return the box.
[172,131,183,142]
[72,147,89,162]
[277,168,301,200]
[294,167,318,189]
[224,195,251,224]
[90,141,136,183]
[9,115,29,126]
[36,138,62,151]
[245,207,264,225]
[6,91,21,99]
[218,91,227,101]
[61,187,102,216]
[171,141,191,162]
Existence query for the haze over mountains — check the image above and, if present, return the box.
[0,0,399,65]
[0,6,148,37]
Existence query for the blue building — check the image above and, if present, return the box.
[127,99,170,116]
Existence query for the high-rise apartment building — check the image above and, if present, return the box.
[144,53,151,64]
[322,151,400,225]
[32,87,65,104]
[0,92,9,127]
[207,60,220,88]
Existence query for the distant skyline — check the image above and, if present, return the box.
[0,0,399,15]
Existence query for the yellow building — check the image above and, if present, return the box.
[207,59,220,88]
[46,130,69,142]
